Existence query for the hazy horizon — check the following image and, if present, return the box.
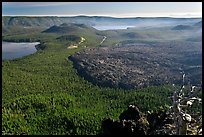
[2,14,202,19]
[2,2,202,18]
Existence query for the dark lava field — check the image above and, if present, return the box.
[69,41,202,89]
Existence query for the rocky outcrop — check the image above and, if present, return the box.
[101,105,149,135]
[101,105,202,135]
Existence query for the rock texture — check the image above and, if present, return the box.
[69,41,201,89]
[101,105,149,135]
[101,105,202,135]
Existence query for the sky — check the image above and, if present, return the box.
[2,2,202,18]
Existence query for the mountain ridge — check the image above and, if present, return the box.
[2,16,202,28]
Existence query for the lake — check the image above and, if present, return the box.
[2,41,40,60]
[92,25,136,30]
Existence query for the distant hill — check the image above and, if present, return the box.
[172,25,194,30]
[122,32,147,39]
[2,16,63,28]
[172,20,202,30]
[194,21,202,27]
[56,35,81,42]
[43,23,96,33]
[2,16,202,29]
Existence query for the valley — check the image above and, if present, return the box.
[2,16,202,135]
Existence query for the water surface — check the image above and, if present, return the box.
[2,41,40,60]
[93,25,135,30]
